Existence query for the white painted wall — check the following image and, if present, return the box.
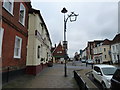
[93,45,111,63]
[111,43,120,63]
[27,13,52,66]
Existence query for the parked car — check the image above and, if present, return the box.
[86,59,94,64]
[81,59,86,63]
[92,64,117,89]
[111,68,120,89]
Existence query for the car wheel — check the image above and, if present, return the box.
[102,82,107,90]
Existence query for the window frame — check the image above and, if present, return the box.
[94,66,101,73]
[14,36,22,59]
[19,3,26,26]
[105,55,107,59]
[0,28,4,58]
[3,0,14,15]
[37,46,40,59]
[113,46,115,52]
[104,48,106,52]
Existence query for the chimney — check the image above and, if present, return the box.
[55,44,56,48]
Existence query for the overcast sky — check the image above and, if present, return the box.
[31,0,118,57]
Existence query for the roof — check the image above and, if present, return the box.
[52,42,63,54]
[93,40,104,45]
[111,34,120,44]
[94,64,116,68]
[102,39,112,45]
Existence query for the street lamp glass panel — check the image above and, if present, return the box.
[70,12,78,22]
[70,15,77,22]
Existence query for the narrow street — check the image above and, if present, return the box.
[3,61,92,89]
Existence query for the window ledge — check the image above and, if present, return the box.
[19,21,25,27]
[14,56,21,59]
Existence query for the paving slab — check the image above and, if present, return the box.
[2,64,79,89]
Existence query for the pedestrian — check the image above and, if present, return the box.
[95,59,97,64]
[98,59,100,64]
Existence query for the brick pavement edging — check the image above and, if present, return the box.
[74,69,98,90]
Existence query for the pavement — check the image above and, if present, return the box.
[76,69,98,89]
[2,63,82,89]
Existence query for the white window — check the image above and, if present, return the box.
[14,36,22,58]
[3,0,14,14]
[116,45,118,51]
[37,46,40,59]
[0,28,4,58]
[113,46,115,52]
[59,51,62,53]
[57,51,62,54]
[19,3,26,25]
[114,54,116,60]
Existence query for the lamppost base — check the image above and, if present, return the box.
[64,75,67,77]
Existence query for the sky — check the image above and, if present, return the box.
[31,0,118,57]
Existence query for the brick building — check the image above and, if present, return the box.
[93,39,112,64]
[86,41,94,60]
[86,40,104,60]
[52,42,65,63]
[1,1,31,83]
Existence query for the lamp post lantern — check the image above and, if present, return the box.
[61,7,78,77]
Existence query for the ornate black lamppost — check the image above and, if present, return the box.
[61,7,78,77]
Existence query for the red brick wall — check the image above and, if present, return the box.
[2,2,31,72]
[26,64,47,75]
[2,2,29,31]
[53,43,65,57]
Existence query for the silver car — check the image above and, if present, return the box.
[92,64,117,88]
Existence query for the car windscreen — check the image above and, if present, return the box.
[101,67,117,75]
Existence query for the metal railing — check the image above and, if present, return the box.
[74,70,89,90]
